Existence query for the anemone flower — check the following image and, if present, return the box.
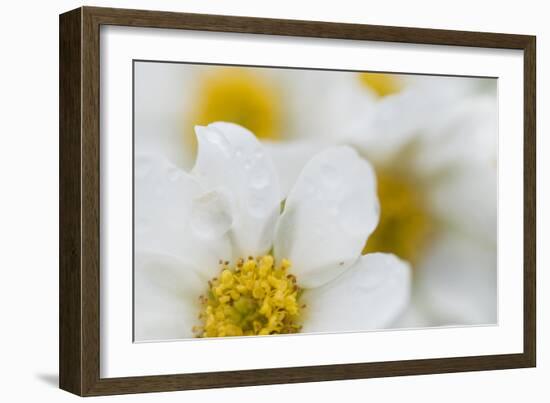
[135,122,410,340]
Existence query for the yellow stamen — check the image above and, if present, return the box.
[363,168,434,264]
[358,72,403,97]
[194,255,303,338]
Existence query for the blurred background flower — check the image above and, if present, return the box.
[135,63,341,169]
[134,61,497,328]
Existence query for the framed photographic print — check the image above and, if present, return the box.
[59,6,536,396]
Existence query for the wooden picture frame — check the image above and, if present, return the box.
[59,6,536,396]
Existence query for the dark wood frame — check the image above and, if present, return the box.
[59,6,536,396]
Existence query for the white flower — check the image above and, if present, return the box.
[135,122,410,340]
[134,63,327,170]
[264,75,497,327]
[134,61,494,328]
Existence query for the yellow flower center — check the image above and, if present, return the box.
[363,168,434,265]
[194,255,304,338]
[358,72,403,98]
[187,68,282,150]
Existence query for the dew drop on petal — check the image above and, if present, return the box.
[249,165,270,190]
[190,191,233,239]
[206,128,232,157]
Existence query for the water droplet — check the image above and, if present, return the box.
[206,128,232,157]
[249,165,270,189]
[190,191,232,239]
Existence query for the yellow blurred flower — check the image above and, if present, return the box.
[359,72,404,97]
[189,68,283,146]
[362,167,434,265]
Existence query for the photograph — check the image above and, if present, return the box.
[133,62,498,341]
[55,4,537,397]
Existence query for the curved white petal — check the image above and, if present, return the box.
[274,146,379,288]
[262,139,330,199]
[192,122,282,257]
[135,153,232,280]
[134,253,205,341]
[416,232,497,325]
[351,76,489,164]
[412,95,498,176]
[302,253,411,333]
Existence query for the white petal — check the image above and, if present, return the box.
[412,95,498,176]
[282,71,377,142]
[192,122,281,257]
[419,96,498,245]
[274,146,379,288]
[302,253,411,333]
[134,253,204,341]
[428,163,497,244]
[134,62,197,169]
[262,139,330,199]
[352,76,489,164]
[416,231,497,325]
[135,153,232,280]
[389,298,437,329]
